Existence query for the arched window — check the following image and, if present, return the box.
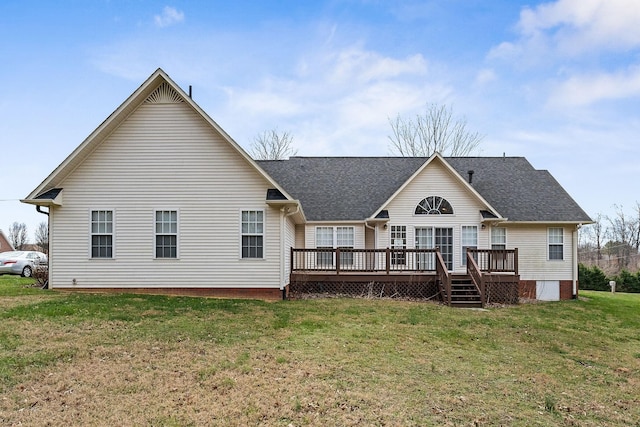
[415,196,453,215]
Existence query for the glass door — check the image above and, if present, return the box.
[415,227,434,270]
[435,227,453,270]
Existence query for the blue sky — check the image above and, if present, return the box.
[2,0,639,241]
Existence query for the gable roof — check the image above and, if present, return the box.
[258,156,592,223]
[22,69,295,206]
[368,153,501,221]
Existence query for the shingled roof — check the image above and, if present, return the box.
[257,156,592,223]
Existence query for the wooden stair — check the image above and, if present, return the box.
[447,274,483,308]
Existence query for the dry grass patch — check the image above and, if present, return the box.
[0,279,639,426]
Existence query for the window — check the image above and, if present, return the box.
[241,210,264,259]
[336,226,355,266]
[91,210,113,258]
[315,226,355,267]
[391,225,407,265]
[461,226,478,265]
[155,210,178,258]
[491,227,507,250]
[415,196,454,215]
[316,227,334,267]
[548,227,564,260]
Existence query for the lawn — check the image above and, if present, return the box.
[0,276,638,426]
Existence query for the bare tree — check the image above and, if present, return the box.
[606,205,640,269]
[8,222,28,250]
[579,213,607,266]
[250,129,297,160]
[35,221,49,254]
[388,104,483,157]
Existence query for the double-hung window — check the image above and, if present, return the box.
[315,227,334,267]
[491,227,508,270]
[491,227,507,250]
[315,226,355,268]
[91,210,113,258]
[461,226,478,266]
[241,210,264,259]
[155,210,178,258]
[548,227,564,260]
[336,226,355,266]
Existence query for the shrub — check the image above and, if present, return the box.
[32,265,49,289]
[578,264,609,291]
[612,270,640,293]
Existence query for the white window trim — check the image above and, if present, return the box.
[89,208,115,259]
[461,225,478,266]
[314,226,356,249]
[240,209,265,260]
[154,209,180,259]
[414,196,455,216]
[547,227,564,261]
[491,227,507,250]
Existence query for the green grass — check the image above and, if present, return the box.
[0,276,639,426]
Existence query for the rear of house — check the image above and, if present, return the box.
[22,69,591,302]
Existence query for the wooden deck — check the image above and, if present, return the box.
[290,248,520,306]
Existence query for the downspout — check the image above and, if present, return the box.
[281,205,301,299]
[364,221,378,249]
[35,205,50,289]
[36,205,50,216]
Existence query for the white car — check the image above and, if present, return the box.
[0,251,48,277]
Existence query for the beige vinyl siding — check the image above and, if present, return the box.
[379,160,487,272]
[294,224,305,248]
[501,224,575,281]
[49,102,282,289]
[283,215,296,285]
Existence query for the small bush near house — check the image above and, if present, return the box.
[31,265,48,288]
[578,263,609,291]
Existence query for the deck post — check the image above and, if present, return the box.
[514,248,519,276]
[290,247,294,272]
[385,248,390,274]
[336,247,341,275]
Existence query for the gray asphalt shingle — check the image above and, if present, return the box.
[258,156,591,223]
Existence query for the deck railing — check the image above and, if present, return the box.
[467,248,518,275]
[291,248,440,274]
[291,248,518,275]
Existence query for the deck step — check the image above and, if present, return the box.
[445,275,483,308]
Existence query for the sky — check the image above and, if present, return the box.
[1,0,640,242]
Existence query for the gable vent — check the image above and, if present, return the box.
[144,82,184,104]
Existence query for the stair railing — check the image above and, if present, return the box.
[435,250,451,306]
[467,251,486,307]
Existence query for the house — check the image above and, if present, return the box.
[0,229,15,253]
[22,69,592,304]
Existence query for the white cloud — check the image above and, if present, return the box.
[327,48,428,85]
[154,6,184,28]
[504,0,640,57]
[550,66,640,107]
[475,68,497,86]
[215,45,452,155]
